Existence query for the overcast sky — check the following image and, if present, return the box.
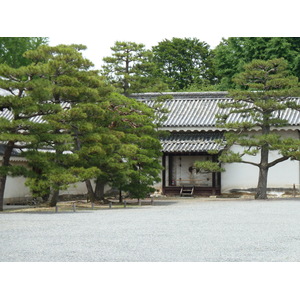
[2,0,299,71]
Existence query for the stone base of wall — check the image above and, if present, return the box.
[4,193,88,205]
[4,197,32,205]
[227,187,300,198]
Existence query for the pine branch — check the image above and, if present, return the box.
[238,160,260,167]
[268,156,290,168]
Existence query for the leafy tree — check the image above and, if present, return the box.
[0,37,48,68]
[213,37,300,89]
[102,41,167,96]
[152,37,215,91]
[196,58,300,199]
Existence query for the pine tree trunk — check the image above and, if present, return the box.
[85,179,96,202]
[0,176,7,211]
[49,188,59,207]
[255,166,269,199]
[123,58,130,96]
[255,140,269,199]
[119,189,123,203]
[0,141,15,211]
[95,179,105,200]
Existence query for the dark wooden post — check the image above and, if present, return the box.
[169,155,174,186]
[162,153,166,194]
[212,172,216,195]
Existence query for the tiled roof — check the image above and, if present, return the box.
[131,92,300,130]
[161,132,224,153]
[2,90,300,130]
[0,102,70,124]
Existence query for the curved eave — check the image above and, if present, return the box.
[162,143,223,153]
[158,126,222,132]
[0,156,27,162]
[161,132,224,153]
[158,125,300,133]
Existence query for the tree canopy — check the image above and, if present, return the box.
[213,37,300,89]
[100,37,300,92]
[152,37,215,91]
[0,37,48,68]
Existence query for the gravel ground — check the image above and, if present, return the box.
[1,199,300,262]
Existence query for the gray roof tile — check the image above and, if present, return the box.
[161,132,224,153]
[131,92,300,129]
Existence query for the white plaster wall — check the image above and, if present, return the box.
[221,158,300,193]
[268,157,299,188]
[66,180,114,196]
[60,181,92,196]
[4,176,31,199]
[3,176,96,204]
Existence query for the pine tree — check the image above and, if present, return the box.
[215,58,300,199]
[0,61,60,210]
[23,44,112,206]
[73,92,163,202]
[102,41,167,96]
[106,93,162,201]
[23,44,163,205]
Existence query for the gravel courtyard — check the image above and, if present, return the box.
[1,199,300,262]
